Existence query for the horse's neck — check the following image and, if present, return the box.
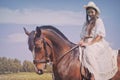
[43,30,74,61]
[43,30,72,52]
[49,34,72,55]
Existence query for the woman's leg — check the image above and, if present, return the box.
[83,46,99,80]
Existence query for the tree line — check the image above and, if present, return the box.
[0,57,52,74]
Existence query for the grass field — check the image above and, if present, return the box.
[0,72,53,80]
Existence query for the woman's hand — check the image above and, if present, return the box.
[79,40,84,46]
[80,42,90,47]
[79,40,90,47]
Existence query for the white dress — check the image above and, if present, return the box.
[79,18,118,80]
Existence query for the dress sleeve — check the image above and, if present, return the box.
[95,18,106,37]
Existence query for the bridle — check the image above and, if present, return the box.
[33,37,52,64]
[33,35,79,65]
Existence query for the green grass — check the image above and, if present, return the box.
[0,72,53,80]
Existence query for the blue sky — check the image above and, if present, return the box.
[0,0,120,62]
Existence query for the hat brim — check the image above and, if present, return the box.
[84,5,100,14]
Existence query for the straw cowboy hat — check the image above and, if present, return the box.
[84,1,100,14]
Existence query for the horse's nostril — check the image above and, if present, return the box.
[37,69,43,75]
[33,60,36,64]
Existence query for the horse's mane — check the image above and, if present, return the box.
[38,25,73,44]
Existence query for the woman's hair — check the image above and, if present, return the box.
[86,7,98,36]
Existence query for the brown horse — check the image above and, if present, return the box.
[24,25,120,80]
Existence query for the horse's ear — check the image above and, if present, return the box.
[36,26,41,37]
[23,27,30,36]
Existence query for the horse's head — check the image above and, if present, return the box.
[24,27,53,75]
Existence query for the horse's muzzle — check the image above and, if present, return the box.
[37,69,43,75]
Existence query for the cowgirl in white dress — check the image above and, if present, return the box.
[79,1,118,80]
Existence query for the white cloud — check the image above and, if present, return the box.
[0,8,85,25]
[8,33,27,43]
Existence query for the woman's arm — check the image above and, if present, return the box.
[89,35,102,45]
[79,35,102,47]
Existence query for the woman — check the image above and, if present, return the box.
[79,1,118,80]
